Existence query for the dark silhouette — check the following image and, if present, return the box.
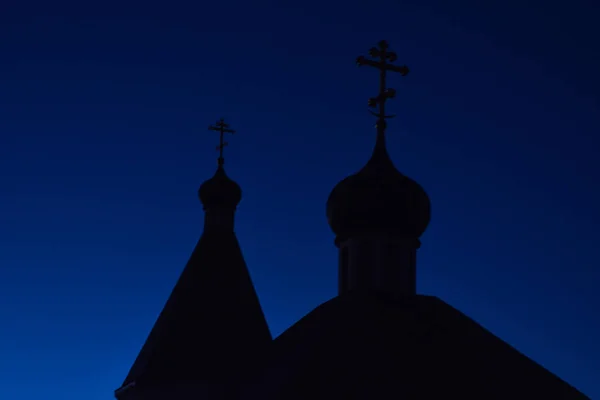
[209,118,236,167]
[114,42,589,399]
[114,119,271,399]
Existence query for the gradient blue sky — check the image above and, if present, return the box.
[1,0,599,398]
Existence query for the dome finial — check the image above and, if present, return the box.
[199,118,241,210]
[356,40,409,159]
[208,117,236,167]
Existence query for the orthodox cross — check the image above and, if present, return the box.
[208,118,235,166]
[356,40,409,131]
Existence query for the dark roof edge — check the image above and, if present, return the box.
[114,381,136,398]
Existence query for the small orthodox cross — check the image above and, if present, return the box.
[208,118,235,166]
[356,40,409,131]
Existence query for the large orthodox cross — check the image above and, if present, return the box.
[208,118,235,166]
[356,40,409,131]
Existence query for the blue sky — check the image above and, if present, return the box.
[1,0,599,398]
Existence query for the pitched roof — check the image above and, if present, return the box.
[245,291,588,399]
[118,230,272,393]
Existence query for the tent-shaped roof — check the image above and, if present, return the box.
[116,230,272,397]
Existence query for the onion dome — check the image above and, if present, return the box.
[326,130,431,243]
[327,40,431,244]
[198,165,242,210]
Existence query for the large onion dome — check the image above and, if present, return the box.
[326,131,431,244]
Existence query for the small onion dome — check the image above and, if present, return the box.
[198,165,242,210]
[326,132,431,244]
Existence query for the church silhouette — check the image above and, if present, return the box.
[114,41,589,399]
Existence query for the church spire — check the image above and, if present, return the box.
[326,41,431,298]
[115,118,271,400]
[199,118,242,232]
